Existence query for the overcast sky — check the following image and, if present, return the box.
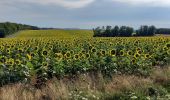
[0,0,170,29]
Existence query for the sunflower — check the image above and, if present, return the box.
[15,54,21,58]
[42,61,49,70]
[81,50,86,54]
[6,58,14,66]
[74,54,79,60]
[127,50,133,56]
[15,59,22,66]
[91,47,97,53]
[42,62,48,67]
[144,54,150,59]
[131,59,136,64]
[70,50,74,54]
[163,46,168,51]
[119,50,125,56]
[165,43,170,48]
[134,53,140,59]
[0,56,7,64]
[101,50,106,56]
[54,53,63,61]
[27,54,32,61]
[85,53,90,59]
[30,53,35,58]
[0,46,4,51]
[18,48,24,53]
[6,48,11,54]
[110,49,116,56]
[65,51,71,59]
[89,45,92,50]
[34,46,39,52]
[42,49,48,56]
[137,50,143,54]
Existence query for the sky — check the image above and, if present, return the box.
[0,0,170,29]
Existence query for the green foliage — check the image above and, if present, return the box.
[93,25,134,37]
[0,33,169,86]
[0,22,39,38]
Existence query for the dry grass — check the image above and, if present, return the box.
[0,67,169,100]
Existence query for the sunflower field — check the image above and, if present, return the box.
[0,30,170,86]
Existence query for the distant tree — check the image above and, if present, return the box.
[0,22,39,38]
[119,26,133,37]
[105,26,112,37]
[148,25,156,36]
[111,26,119,37]
[137,25,156,36]
[93,27,102,37]
[0,29,5,38]
[156,28,170,34]
[119,26,127,36]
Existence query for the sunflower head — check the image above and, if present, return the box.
[110,49,116,56]
[166,43,170,48]
[6,48,11,54]
[127,50,133,56]
[65,51,71,59]
[85,53,90,59]
[74,54,79,60]
[54,53,63,61]
[101,50,106,56]
[91,47,97,53]
[42,50,48,56]
[134,53,140,59]
[27,54,32,61]
[163,46,168,51]
[131,59,136,64]
[0,56,7,64]
[15,59,22,66]
[6,58,14,66]
[119,50,125,56]
[144,54,150,59]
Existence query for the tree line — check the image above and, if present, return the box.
[0,22,39,38]
[93,25,170,37]
[156,28,170,34]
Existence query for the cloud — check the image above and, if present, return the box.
[111,0,170,7]
[18,0,95,9]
